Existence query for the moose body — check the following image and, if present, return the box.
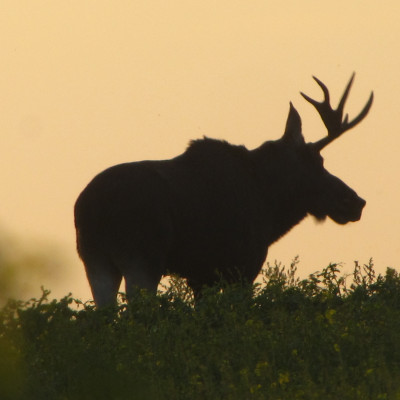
[75,74,373,307]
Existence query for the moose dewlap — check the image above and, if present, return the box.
[75,74,373,307]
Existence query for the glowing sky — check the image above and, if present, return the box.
[1,1,399,301]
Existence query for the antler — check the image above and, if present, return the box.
[301,73,374,151]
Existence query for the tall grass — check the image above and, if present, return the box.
[1,259,400,399]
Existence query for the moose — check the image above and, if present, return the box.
[75,74,373,307]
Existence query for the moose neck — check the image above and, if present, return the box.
[250,147,309,246]
[265,187,308,246]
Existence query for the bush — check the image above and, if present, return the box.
[1,259,400,399]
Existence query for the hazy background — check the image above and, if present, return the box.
[0,1,398,302]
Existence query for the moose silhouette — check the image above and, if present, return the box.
[75,74,373,307]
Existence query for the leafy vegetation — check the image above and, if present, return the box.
[1,259,400,399]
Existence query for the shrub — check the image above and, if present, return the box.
[1,260,400,399]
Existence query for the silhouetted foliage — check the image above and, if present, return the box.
[1,260,399,399]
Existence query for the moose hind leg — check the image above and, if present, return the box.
[122,258,162,302]
[84,258,123,308]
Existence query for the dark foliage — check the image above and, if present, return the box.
[1,260,399,400]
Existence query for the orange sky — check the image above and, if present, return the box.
[1,1,399,301]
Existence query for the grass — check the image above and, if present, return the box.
[1,259,400,399]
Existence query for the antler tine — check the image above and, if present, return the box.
[344,91,374,131]
[301,73,374,151]
[300,76,330,108]
[312,76,331,104]
[337,72,355,115]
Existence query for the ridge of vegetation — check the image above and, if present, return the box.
[1,259,400,400]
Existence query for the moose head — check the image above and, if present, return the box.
[259,73,372,227]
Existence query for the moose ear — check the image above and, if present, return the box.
[282,102,305,145]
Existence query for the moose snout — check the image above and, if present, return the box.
[354,196,366,220]
[344,194,366,222]
[328,191,366,225]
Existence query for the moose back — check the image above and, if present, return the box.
[75,74,373,307]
